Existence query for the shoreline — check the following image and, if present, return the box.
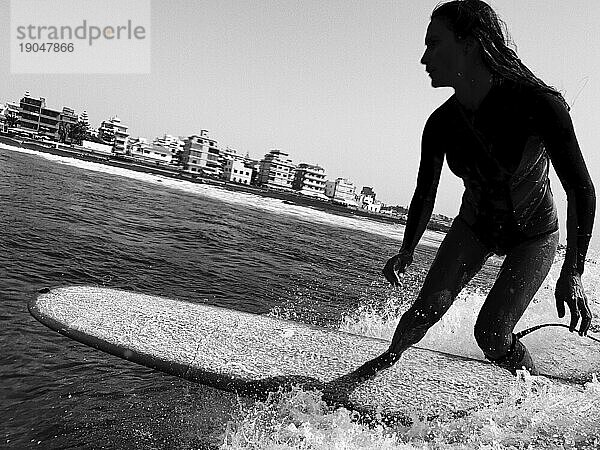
[0,135,451,233]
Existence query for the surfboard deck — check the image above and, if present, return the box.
[29,286,576,421]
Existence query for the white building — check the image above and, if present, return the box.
[358,186,375,205]
[181,130,221,176]
[80,139,113,155]
[220,146,238,161]
[223,159,252,184]
[153,133,184,157]
[97,116,129,154]
[128,137,173,165]
[325,178,357,206]
[363,201,382,213]
[258,149,296,189]
[356,186,382,212]
[292,163,328,198]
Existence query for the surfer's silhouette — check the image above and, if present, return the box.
[352,0,596,378]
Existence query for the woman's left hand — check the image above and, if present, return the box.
[555,272,592,336]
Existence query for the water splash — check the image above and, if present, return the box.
[220,377,600,449]
[339,252,600,365]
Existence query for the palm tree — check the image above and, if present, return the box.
[68,121,88,145]
[58,121,71,143]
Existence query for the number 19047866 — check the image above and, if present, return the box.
[19,42,74,52]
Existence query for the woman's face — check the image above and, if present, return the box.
[420,18,469,88]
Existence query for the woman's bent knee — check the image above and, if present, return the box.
[481,335,539,375]
[473,323,512,359]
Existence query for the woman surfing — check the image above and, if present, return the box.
[353,0,595,378]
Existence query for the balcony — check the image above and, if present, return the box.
[20,114,39,123]
[40,111,60,120]
[304,173,325,182]
[39,117,59,126]
[21,104,41,113]
[22,98,43,107]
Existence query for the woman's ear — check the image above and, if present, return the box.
[463,36,480,56]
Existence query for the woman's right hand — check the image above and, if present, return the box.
[382,249,414,286]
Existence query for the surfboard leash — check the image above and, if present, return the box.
[515,323,600,343]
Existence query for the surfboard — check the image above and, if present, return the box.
[29,286,574,421]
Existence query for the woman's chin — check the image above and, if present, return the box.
[429,78,450,89]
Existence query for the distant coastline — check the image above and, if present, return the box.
[0,134,451,234]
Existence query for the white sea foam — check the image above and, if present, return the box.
[220,378,600,449]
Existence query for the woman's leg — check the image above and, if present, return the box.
[352,218,491,378]
[474,230,559,374]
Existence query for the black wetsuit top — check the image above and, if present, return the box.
[404,79,595,265]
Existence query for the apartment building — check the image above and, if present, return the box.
[181,130,221,176]
[325,177,357,206]
[358,186,381,212]
[153,133,184,158]
[292,163,327,198]
[60,107,78,127]
[223,158,253,184]
[358,186,376,205]
[80,140,113,155]
[58,107,79,143]
[258,149,296,189]
[18,92,61,139]
[128,137,173,165]
[97,116,129,154]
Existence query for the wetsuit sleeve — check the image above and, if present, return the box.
[535,93,596,275]
[400,115,445,253]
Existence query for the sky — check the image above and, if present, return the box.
[1,0,599,246]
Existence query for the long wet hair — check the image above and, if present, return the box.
[432,0,569,109]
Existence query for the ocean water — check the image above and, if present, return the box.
[1,144,599,449]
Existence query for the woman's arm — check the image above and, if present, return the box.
[537,92,596,334]
[382,116,445,285]
[401,116,445,253]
